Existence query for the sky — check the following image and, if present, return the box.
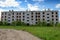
[0,0,60,21]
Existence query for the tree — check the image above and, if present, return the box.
[0,21,3,25]
[37,20,43,26]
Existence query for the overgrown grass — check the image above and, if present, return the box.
[0,26,60,40]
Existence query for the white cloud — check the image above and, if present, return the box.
[56,4,60,8]
[27,4,40,11]
[0,0,21,7]
[33,0,44,2]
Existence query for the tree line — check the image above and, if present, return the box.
[0,21,59,27]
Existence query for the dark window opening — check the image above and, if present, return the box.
[17,13,18,15]
[16,16,18,18]
[23,19,25,21]
[31,12,33,14]
[36,22,37,24]
[43,12,44,14]
[23,12,25,15]
[5,12,7,15]
[27,20,29,21]
[2,13,3,15]
[56,15,58,17]
[19,13,21,15]
[47,14,49,15]
[31,19,33,20]
[2,16,3,18]
[12,13,14,15]
[36,19,37,21]
[56,19,58,21]
[27,17,29,19]
[8,20,10,22]
[43,19,45,20]
[12,19,14,21]
[27,14,29,15]
[27,23,29,26]
[19,16,21,18]
[52,15,54,17]
[43,15,45,17]
[56,12,58,14]
[47,20,49,22]
[52,12,53,14]
[5,16,6,18]
[8,14,11,16]
[12,16,14,18]
[47,17,49,18]
[52,19,54,21]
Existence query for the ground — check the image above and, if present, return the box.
[0,29,41,40]
[0,26,60,40]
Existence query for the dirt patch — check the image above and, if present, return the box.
[0,29,41,40]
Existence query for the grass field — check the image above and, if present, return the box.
[0,26,60,40]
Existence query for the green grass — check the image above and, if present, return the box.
[0,26,60,40]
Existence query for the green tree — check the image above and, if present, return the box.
[0,21,3,25]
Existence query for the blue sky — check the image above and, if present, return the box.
[0,0,60,20]
[0,0,60,11]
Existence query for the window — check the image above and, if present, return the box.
[27,20,29,22]
[47,17,49,18]
[12,19,14,21]
[5,12,7,15]
[52,12,53,14]
[31,19,33,20]
[17,13,18,15]
[36,16,37,18]
[56,19,58,21]
[27,14,29,15]
[56,12,58,14]
[8,20,10,22]
[12,16,14,18]
[27,17,29,19]
[43,19,45,21]
[52,15,54,17]
[36,12,37,14]
[5,19,6,21]
[47,14,49,15]
[38,12,40,14]
[2,16,3,18]
[17,19,18,21]
[23,12,25,15]
[52,19,54,21]
[36,22,37,24]
[31,16,33,17]
[23,19,25,21]
[16,16,18,18]
[5,16,6,18]
[19,13,21,15]
[23,16,25,17]
[19,16,21,18]
[2,13,3,15]
[36,19,37,21]
[47,20,49,22]
[56,15,58,17]
[8,17,10,19]
[12,13,14,15]
[43,15,45,17]
[8,14,11,16]
[31,12,33,15]
[43,12,44,14]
